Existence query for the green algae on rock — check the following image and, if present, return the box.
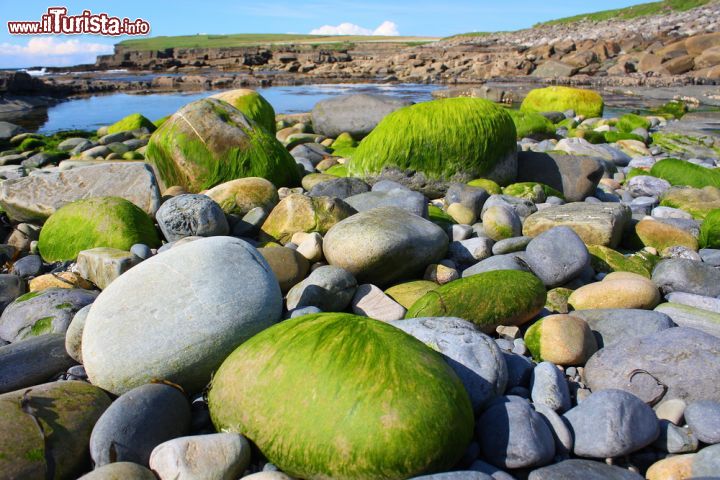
[503,182,565,201]
[107,113,156,134]
[660,186,720,220]
[616,113,651,133]
[521,86,604,118]
[348,98,517,186]
[650,157,720,189]
[524,314,598,365]
[587,244,653,278]
[506,109,556,140]
[406,270,546,332]
[211,89,277,134]
[468,178,502,194]
[208,313,473,480]
[37,197,160,262]
[146,98,300,192]
[699,209,720,248]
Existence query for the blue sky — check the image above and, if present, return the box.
[1,0,647,68]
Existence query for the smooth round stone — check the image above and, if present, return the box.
[468,459,515,480]
[90,383,191,467]
[692,444,720,477]
[655,398,687,425]
[528,459,643,480]
[524,314,597,366]
[205,177,279,216]
[0,334,75,394]
[570,308,675,348]
[78,462,157,479]
[11,255,42,278]
[82,237,282,395]
[665,291,720,313]
[0,287,98,343]
[492,236,531,255]
[390,317,508,411]
[410,473,492,480]
[448,237,494,268]
[568,272,660,310]
[150,433,251,480]
[477,398,555,469]
[653,419,699,453]
[258,247,310,294]
[286,265,357,312]
[445,183,490,218]
[461,253,529,277]
[534,402,574,455]
[157,194,229,242]
[563,389,659,458]
[308,177,370,199]
[684,400,720,444]
[65,304,90,363]
[384,280,439,310]
[531,361,571,413]
[652,258,720,297]
[481,205,522,241]
[525,226,589,288]
[447,203,476,225]
[323,206,448,287]
[654,302,720,338]
[626,175,671,198]
[344,188,428,218]
[646,454,696,480]
[482,194,537,221]
[260,194,355,244]
[130,243,152,260]
[242,473,294,480]
[503,351,534,389]
[651,206,693,220]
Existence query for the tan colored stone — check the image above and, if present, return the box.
[636,218,698,252]
[531,314,598,365]
[646,454,696,480]
[663,55,695,75]
[384,280,439,309]
[686,32,720,56]
[568,273,660,310]
[656,398,687,425]
[29,272,94,292]
[447,203,476,225]
[205,177,278,217]
[424,263,460,285]
[76,248,139,290]
[351,284,406,321]
[616,139,652,157]
[163,185,188,196]
[301,173,336,191]
[258,246,309,294]
[694,46,720,69]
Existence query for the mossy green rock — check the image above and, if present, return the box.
[521,86,604,118]
[204,177,279,216]
[506,109,556,139]
[524,314,597,365]
[331,132,358,158]
[545,287,573,314]
[107,113,155,135]
[211,89,277,134]
[37,197,160,262]
[208,313,473,480]
[146,98,300,192]
[502,182,564,202]
[349,98,517,186]
[468,178,502,194]
[651,132,720,159]
[650,158,720,189]
[406,270,546,333]
[324,163,348,177]
[0,381,111,480]
[700,209,720,248]
[660,186,720,220]
[651,100,687,119]
[616,113,651,133]
[587,245,652,278]
[635,218,699,251]
[384,280,440,309]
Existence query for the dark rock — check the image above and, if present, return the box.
[517,152,604,202]
[528,459,643,480]
[525,226,589,287]
[156,194,229,242]
[308,177,370,199]
[0,334,76,394]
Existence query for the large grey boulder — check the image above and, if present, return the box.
[390,317,508,411]
[570,309,675,348]
[311,94,412,138]
[324,206,448,287]
[516,152,604,202]
[584,327,720,404]
[0,162,162,222]
[82,237,283,395]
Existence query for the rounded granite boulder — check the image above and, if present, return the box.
[82,236,283,395]
[208,313,474,480]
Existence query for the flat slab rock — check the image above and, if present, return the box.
[0,162,161,222]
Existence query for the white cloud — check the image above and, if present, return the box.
[310,20,399,36]
[0,37,113,67]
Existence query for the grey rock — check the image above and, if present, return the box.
[90,383,191,467]
[525,226,589,287]
[651,205,693,220]
[449,237,494,269]
[534,402,574,456]
[556,138,631,166]
[468,459,517,480]
[130,243,153,260]
[503,351,534,389]
[666,291,720,313]
[23,151,63,169]
[0,274,25,313]
[564,389,659,458]
[692,443,720,478]
[324,206,448,287]
[11,255,42,278]
[82,237,282,395]
[78,462,157,479]
[652,258,720,297]
[410,473,492,480]
[390,317,508,411]
[77,248,141,290]
[0,334,76,394]
[311,93,412,138]
[0,288,97,343]
[0,162,162,222]
[684,400,720,444]
[700,248,720,266]
[286,265,357,312]
[446,183,490,218]
[462,253,530,277]
[528,459,643,480]
[477,397,555,469]
[308,177,370,199]
[570,309,675,348]
[492,236,531,255]
[58,137,91,151]
[99,131,134,144]
[0,164,25,180]
[585,327,720,404]
[344,189,428,218]
[288,306,322,318]
[516,152,604,202]
[157,194,229,242]
[654,302,720,338]
[531,361,571,413]
[0,122,24,141]
[482,194,537,221]
[65,305,90,363]
[652,419,699,453]
[626,176,671,198]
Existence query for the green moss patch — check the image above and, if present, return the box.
[212,89,277,134]
[650,158,720,189]
[521,86,604,118]
[467,178,502,194]
[503,182,564,201]
[15,291,41,303]
[506,109,556,140]
[107,113,156,134]
[651,100,687,119]
[587,244,652,278]
[616,113,651,133]
[700,209,720,248]
[30,317,54,336]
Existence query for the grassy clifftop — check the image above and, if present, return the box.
[534,0,712,26]
[117,33,437,51]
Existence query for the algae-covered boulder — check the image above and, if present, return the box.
[211,89,276,134]
[385,280,440,309]
[38,197,160,262]
[0,381,111,480]
[107,113,155,134]
[700,209,720,248]
[208,313,473,480]
[205,177,279,217]
[146,98,300,192]
[406,270,546,333]
[650,158,720,189]
[259,193,356,244]
[660,186,720,220]
[521,86,604,118]
[617,113,651,133]
[503,182,564,202]
[348,98,518,194]
[506,109,556,140]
